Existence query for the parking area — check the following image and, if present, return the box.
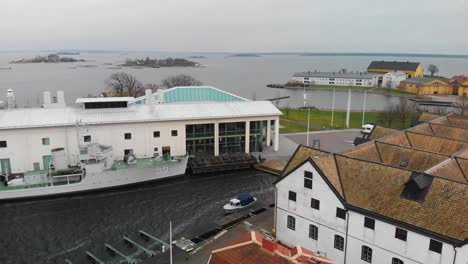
[285,129,362,153]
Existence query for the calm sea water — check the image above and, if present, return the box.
[1,51,467,110]
[0,170,276,264]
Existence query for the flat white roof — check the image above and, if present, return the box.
[0,101,282,130]
[75,97,134,104]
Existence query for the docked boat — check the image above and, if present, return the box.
[0,143,188,201]
[223,194,257,213]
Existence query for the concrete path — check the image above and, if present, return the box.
[285,129,361,153]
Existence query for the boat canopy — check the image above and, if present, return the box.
[237,194,255,206]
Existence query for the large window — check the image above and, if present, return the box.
[361,246,373,263]
[392,258,404,264]
[0,141,7,148]
[219,122,246,154]
[310,198,320,210]
[287,215,295,230]
[334,235,344,251]
[309,225,318,240]
[429,239,442,254]
[336,208,346,219]
[395,228,407,241]
[304,171,313,189]
[185,124,214,155]
[364,217,375,230]
[288,191,297,202]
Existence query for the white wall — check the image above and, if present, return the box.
[293,76,375,87]
[0,115,278,173]
[275,162,347,263]
[347,211,456,264]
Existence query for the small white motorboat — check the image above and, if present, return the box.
[223,194,257,213]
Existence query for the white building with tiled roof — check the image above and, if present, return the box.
[274,116,468,264]
[0,87,281,175]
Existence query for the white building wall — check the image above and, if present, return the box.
[455,244,468,264]
[383,72,407,88]
[275,162,347,263]
[0,115,279,173]
[347,211,456,264]
[293,76,376,87]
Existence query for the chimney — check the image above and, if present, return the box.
[156,89,165,104]
[261,234,278,254]
[57,91,66,106]
[6,89,15,109]
[43,91,51,108]
[145,89,154,105]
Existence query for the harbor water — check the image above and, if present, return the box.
[0,170,276,264]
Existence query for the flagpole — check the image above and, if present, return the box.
[346,89,351,128]
[170,221,173,264]
[331,88,335,126]
[362,90,367,126]
[307,106,310,147]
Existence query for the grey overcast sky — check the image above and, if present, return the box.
[1,0,467,54]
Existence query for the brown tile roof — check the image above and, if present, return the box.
[331,155,468,242]
[369,126,398,140]
[418,113,441,123]
[312,155,343,198]
[429,123,468,141]
[429,116,451,126]
[408,123,434,135]
[447,117,468,129]
[210,243,293,264]
[455,147,468,159]
[281,145,327,176]
[406,131,467,155]
[375,141,449,171]
[425,159,467,183]
[455,158,468,180]
[341,142,381,163]
[381,131,411,146]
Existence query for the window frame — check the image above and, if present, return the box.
[429,239,442,254]
[153,131,160,138]
[334,235,344,251]
[395,227,407,241]
[287,215,295,231]
[392,257,404,264]
[336,207,346,219]
[124,133,132,140]
[0,140,7,148]
[364,217,375,230]
[288,191,297,202]
[42,137,50,145]
[304,171,313,189]
[83,135,91,142]
[310,198,320,210]
[309,224,318,240]
[361,245,373,263]
[171,130,178,137]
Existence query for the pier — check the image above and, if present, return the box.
[188,153,258,174]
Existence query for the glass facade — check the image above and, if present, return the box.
[219,122,246,154]
[186,124,215,155]
[186,120,270,156]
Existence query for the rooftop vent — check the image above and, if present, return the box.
[401,172,433,202]
[400,160,408,167]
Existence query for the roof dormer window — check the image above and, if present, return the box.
[401,173,433,202]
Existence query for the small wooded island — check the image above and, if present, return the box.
[122,57,199,68]
[10,54,86,63]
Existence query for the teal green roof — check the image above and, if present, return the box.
[131,86,247,105]
[164,87,246,103]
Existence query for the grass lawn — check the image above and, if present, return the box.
[280,108,411,133]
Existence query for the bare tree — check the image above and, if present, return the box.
[105,72,143,97]
[161,74,202,88]
[428,64,439,77]
[395,97,413,129]
[339,68,348,74]
[453,95,468,118]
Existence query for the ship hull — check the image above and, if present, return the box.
[0,157,188,201]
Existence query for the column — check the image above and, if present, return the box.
[266,120,271,147]
[214,122,219,156]
[245,121,250,153]
[274,118,279,151]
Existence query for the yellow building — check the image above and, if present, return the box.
[451,76,468,97]
[368,61,424,78]
[397,78,452,95]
